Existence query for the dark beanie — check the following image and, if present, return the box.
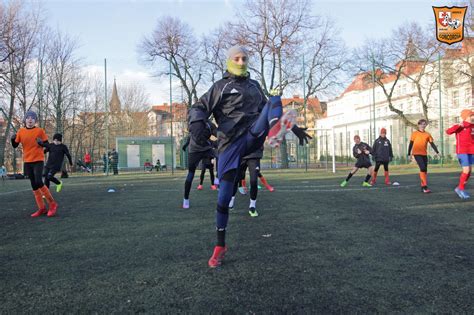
[53,133,63,141]
[24,110,37,122]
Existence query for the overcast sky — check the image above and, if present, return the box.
[33,0,464,104]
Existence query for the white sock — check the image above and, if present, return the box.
[183,199,190,208]
[249,199,256,208]
[229,196,235,208]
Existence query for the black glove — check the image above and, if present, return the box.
[11,134,18,147]
[189,120,210,145]
[291,125,312,146]
[36,138,43,146]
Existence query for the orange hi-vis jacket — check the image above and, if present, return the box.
[410,130,434,156]
[15,127,48,163]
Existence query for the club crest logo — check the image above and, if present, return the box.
[433,6,468,45]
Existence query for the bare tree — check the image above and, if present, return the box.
[303,18,349,101]
[353,22,442,128]
[44,30,81,134]
[139,16,202,107]
[113,83,150,137]
[0,1,44,167]
[202,25,230,83]
[233,0,313,167]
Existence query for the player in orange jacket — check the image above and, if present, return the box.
[11,111,59,217]
[407,119,440,193]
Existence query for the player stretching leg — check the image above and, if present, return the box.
[446,109,474,199]
[341,135,374,187]
[188,45,311,268]
[408,119,440,193]
[11,111,58,217]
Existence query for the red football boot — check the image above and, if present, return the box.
[208,246,227,268]
[31,208,47,218]
[47,202,58,217]
[210,185,217,191]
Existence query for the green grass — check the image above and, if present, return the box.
[1,168,473,313]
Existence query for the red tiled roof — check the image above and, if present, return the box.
[282,95,324,113]
[342,60,423,96]
[151,102,188,120]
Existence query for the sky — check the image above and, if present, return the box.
[31,0,468,104]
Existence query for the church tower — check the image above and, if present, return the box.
[109,78,121,113]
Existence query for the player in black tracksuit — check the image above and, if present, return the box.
[341,135,374,187]
[38,133,73,192]
[371,128,393,185]
[228,145,273,216]
[182,120,217,208]
[188,45,311,267]
[198,151,217,190]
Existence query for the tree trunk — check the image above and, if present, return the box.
[0,135,6,167]
[0,85,16,168]
[277,48,289,169]
[280,137,289,168]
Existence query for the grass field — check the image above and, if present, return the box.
[1,167,473,313]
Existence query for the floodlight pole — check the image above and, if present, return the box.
[438,52,444,166]
[169,57,174,175]
[104,58,110,176]
[371,56,376,143]
[332,128,336,173]
[302,54,308,172]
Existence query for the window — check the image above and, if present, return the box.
[465,87,471,106]
[452,90,459,108]
[363,129,369,141]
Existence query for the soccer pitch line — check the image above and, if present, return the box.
[134,185,417,193]
[275,185,415,192]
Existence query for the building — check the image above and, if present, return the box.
[315,39,474,163]
[283,95,326,132]
[71,79,150,169]
[148,102,187,140]
[116,136,174,169]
